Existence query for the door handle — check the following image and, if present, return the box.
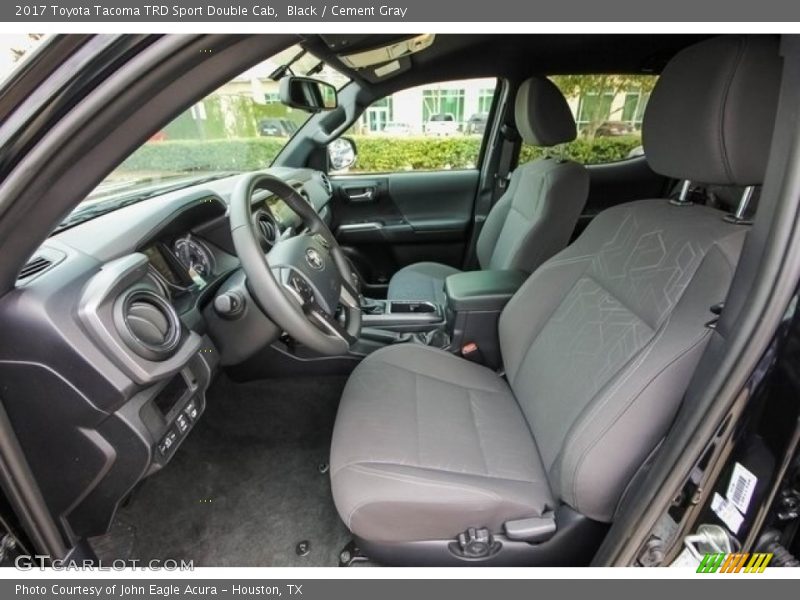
[344,187,376,202]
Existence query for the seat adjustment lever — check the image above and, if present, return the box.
[504,514,557,543]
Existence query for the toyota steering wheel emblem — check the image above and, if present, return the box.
[305,248,324,270]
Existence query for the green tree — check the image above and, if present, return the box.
[551,74,657,139]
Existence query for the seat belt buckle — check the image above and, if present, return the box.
[461,342,484,363]
[705,301,725,330]
[494,172,511,189]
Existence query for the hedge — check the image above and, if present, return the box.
[116,134,643,175]
[118,138,286,173]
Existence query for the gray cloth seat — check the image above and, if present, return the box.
[330,344,554,543]
[331,36,782,555]
[387,77,590,305]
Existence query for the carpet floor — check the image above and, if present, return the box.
[95,373,351,567]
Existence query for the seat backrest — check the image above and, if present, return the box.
[498,35,782,523]
[476,78,589,273]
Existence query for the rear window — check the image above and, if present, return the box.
[520,74,658,165]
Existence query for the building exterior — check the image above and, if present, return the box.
[168,62,654,141]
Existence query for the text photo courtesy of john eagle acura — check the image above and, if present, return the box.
[0,33,800,568]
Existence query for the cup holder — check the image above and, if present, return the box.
[390,301,437,313]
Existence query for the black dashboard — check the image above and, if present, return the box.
[0,167,333,541]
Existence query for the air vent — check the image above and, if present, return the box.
[115,289,182,362]
[16,248,66,283]
[253,210,279,247]
[18,256,52,280]
[319,173,333,196]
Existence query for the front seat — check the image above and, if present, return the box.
[386,77,590,305]
[330,35,782,566]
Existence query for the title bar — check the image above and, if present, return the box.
[4,0,800,22]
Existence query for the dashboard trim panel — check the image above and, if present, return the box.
[77,253,203,385]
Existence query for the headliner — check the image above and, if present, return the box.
[301,33,712,93]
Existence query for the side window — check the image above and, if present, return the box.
[335,78,498,174]
[520,75,657,165]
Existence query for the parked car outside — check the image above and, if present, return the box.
[424,113,459,136]
[258,118,298,137]
[595,120,636,136]
[381,122,413,136]
[466,113,489,135]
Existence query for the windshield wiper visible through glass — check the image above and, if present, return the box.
[52,173,237,234]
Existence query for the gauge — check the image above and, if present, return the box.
[173,236,215,279]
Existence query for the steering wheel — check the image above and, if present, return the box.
[229,173,361,355]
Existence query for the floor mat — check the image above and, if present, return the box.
[105,373,351,567]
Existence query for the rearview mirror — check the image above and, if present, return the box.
[279,76,337,112]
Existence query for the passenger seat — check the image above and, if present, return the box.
[387,77,590,305]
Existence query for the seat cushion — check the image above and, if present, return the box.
[387,262,462,304]
[330,344,553,543]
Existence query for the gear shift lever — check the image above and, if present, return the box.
[349,267,386,315]
[360,296,385,314]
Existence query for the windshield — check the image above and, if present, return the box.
[61,44,348,231]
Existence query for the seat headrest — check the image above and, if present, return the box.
[643,36,782,186]
[515,77,577,147]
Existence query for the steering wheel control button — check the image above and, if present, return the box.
[214,291,245,319]
[288,272,316,305]
[313,233,330,249]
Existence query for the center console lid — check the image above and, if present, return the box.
[444,269,528,312]
[444,269,527,369]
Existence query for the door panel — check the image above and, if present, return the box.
[574,156,669,239]
[330,169,479,296]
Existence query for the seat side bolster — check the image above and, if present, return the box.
[498,257,588,384]
[489,159,590,273]
[553,241,743,521]
[476,176,517,269]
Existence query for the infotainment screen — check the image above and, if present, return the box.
[153,374,188,416]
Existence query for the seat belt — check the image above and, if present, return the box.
[492,124,521,202]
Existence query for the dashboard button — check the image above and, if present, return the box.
[184,400,198,421]
[160,429,177,454]
[176,414,189,433]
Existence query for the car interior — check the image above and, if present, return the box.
[0,33,790,566]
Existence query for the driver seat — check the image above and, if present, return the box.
[330,36,782,565]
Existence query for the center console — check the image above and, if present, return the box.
[443,269,528,369]
[356,269,527,367]
[360,298,445,331]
